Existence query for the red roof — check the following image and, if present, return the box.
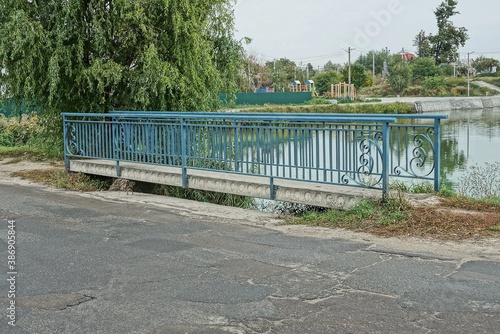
[401,52,417,61]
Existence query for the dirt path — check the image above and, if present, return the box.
[0,157,63,177]
[473,80,500,93]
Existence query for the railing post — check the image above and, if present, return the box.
[434,118,442,192]
[270,177,275,200]
[181,118,187,188]
[62,115,69,171]
[382,121,390,202]
[113,116,122,177]
[234,120,240,173]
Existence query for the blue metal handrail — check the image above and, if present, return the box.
[62,112,447,199]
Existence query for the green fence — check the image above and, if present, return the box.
[0,100,38,116]
[220,92,312,106]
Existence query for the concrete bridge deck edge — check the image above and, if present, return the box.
[69,159,382,210]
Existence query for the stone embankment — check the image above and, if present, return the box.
[415,96,500,113]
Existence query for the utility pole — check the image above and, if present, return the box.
[348,47,351,88]
[343,47,355,99]
[382,47,390,83]
[467,51,475,96]
[372,51,375,86]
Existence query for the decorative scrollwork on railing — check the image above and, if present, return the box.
[341,131,384,187]
[112,123,127,159]
[393,127,435,178]
[65,123,83,156]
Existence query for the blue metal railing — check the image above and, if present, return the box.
[62,112,447,199]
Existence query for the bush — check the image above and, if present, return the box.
[358,84,392,97]
[470,84,498,96]
[388,57,412,94]
[450,86,468,96]
[444,77,467,88]
[404,86,424,96]
[476,72,500,78]
[422,76,445,90]
[457,162,500,199]
[307,97,331,105]
[440,64,456,77]
[411,57,442,80]
[312,70,342,95]
[0,115,40,147]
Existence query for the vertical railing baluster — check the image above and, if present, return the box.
[181,118,187,188]
[434,118,441,192]
[234,120,240,173]
[382,121,390,201]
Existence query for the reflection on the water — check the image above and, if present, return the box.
[437,107,500,187]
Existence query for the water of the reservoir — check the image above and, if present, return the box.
[437,107,500,189]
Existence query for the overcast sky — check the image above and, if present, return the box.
[234,0,500,67]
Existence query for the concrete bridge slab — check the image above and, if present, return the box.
[69,160,382,210]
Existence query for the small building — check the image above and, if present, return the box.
[401,52,417,61]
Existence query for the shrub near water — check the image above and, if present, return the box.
[458,162,500,199]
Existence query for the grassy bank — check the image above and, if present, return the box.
[288,193,500,240]
[240,102,415,114]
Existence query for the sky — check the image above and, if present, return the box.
[233,0,500,68]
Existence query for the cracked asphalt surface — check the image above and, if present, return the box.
[0,181,499,333]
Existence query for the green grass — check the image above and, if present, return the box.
[242,102,415,114]
[290,196,410,230]
[287,191,500,240]
[12,170,113,191]
[154,184,253,208]
[0,145,52,161]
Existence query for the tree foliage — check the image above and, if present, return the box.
[414,0,468,64]
[413,31,432,58]
[355,49,390,75]
[387,56,412,94]
[323,61,341,72]
[473,57,500,73]
[341,63,369,90]
[0,0,242,113]
[239,52,271,92]
[265,58,296,92]
[410,57,443,80]
[311,70,341,95]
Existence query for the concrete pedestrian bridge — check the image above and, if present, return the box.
[63,112,447,209]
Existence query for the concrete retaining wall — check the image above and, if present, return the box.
[415,96,500,113]
[482,96,500,108]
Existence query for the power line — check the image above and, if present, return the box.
[248,51,346,64]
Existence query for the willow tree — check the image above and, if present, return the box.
[0,0,242,112]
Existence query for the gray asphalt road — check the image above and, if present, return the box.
[0,183,499,333]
